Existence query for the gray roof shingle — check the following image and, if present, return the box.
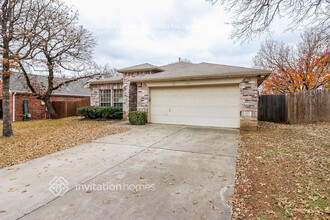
[89,75,123,84]
[89,62,271,84]
[132,62,270,82]
[116,63,162,73]
[9,72,90,97]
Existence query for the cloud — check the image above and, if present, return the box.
[65,0,302,68]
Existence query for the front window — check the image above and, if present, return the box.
[99,89,112,106]
[99,89,123,108]
[113,89,123,108]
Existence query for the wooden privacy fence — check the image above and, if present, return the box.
[52,99,90,118]
[258,89,330,123]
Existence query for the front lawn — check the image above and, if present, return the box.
[0,117,129,168]
[232,122,329,219]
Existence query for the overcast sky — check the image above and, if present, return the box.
[65,0,302,69]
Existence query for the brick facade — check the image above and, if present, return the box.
[0,80,2,98]
[239,77,259,130]
[90,83,123,106]
[137,82,149,112]
[122,71,154,117]
[1,81,88,121]
[90,76,260,129]
[12,94,88,121]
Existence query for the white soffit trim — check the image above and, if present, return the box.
[145,77,244,88]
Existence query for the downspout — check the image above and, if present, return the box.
[12,92,16,122]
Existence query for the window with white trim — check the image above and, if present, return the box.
[113,89,123,108]
[99,89,123,108]
[99,89,112,106]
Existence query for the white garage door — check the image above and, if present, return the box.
[150,85,240,128]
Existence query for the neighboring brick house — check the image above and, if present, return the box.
[89,62,270,129]
[0,73,90,121]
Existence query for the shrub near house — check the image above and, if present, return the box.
[78,106,123,120]
[129,111,148,125]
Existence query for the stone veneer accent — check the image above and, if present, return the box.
[137,82,149,112]
[122,71,156,117]
[90,83,123,106]
[240,77,258,130]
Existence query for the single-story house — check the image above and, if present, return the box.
[89,62,271,129]
[0,73,90,121]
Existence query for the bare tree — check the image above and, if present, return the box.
[0,0,49,137]
[95,63,119,79]
[17,0,96,119]
[253,28,329,94]
[207,0,330,42]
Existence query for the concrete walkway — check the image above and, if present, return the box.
[0,123,239,220]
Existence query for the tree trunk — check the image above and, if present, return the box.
[2,75,14,137]
[43,97,59,119]
[1,0,14,137]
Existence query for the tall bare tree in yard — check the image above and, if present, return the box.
[207,0,330,41]
[0,0,46,137]
[18,0,96,119]
[253,28,329,94]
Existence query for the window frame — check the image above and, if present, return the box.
[113,89,123,108]
[99,89,112,106]
[99,88,123,108]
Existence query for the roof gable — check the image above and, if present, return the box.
[116,63,162,73]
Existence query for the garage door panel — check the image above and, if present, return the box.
[152,96,239,107]
[150,85,240,128]
[151,106,238,116]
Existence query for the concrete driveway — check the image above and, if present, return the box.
[0,123,239,220]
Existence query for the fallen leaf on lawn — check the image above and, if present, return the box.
[209,199,214,203]
[86,190,92,193]
[0,210,5,213]
[203,215,207,219]
[247,205,254,210]
[103,200,111,204]
[175,192,180,194]
[192,201,197,205]
[0,118,129,169]
[140,177,144,180]
[217,211,221,214]
[21,190,27,193]
[136,194,142,197]
[212,205,218,210]
[70,204,74,207]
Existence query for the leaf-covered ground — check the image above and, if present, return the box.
[232,122,330,219]
[0,117,129,168]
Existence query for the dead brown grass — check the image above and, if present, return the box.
[0,117,129,168]
[232,122,330,219]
